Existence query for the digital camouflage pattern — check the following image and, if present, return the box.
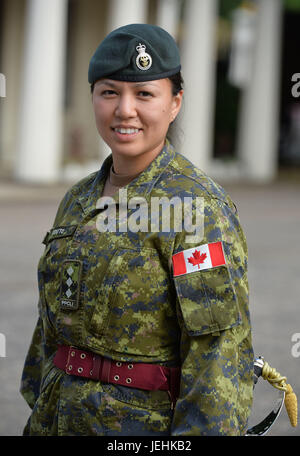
[20,140,254,435]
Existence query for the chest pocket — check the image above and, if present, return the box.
[39,228,180,361]
[86,247,180,361]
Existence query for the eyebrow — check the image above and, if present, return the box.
[96,80,157,89]
[96,80,117,88]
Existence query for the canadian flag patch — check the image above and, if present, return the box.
[172,241,226,277]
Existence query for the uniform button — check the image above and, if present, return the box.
[114,375,120,381]
[71,351,75,357]
[80,353,86,359]
[68,365,72,371]
[128,364,133,369]
[116,362,122,367]
[126,378,132,384]
[78,367,83,373]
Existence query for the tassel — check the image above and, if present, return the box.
[261,360,298,428]
[285,383,298,427]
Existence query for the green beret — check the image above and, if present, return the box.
[88,23,181,84]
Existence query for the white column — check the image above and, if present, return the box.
[15,0,68,183]
[237,0,282,181]
[0,73,5,98]
[156,0,180,39]
[179,0,218,172]
[106,0,148,33]
[0,0,25,172]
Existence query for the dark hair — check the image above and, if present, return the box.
[168,71,184,96]
[167,72,184,148]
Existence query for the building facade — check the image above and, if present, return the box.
[0,0,289,183]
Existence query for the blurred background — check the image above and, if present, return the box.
[0,0,299,436]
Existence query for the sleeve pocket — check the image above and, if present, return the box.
[174,265,241,336]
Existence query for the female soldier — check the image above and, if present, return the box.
[20,23,254,436]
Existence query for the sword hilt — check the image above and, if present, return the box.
[253,356,265,387]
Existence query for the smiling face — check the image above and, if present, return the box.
[92,78,183,172]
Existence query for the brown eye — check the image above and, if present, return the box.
[138,91,152,97]
[101,90,117,96]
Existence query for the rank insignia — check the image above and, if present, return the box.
[135,43,152,71]
[60,260,82,310]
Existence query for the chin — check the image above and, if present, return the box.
[109,144,146,158]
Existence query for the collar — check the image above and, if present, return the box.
[77,139,175,217]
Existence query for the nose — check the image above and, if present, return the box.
[115,93,137,119]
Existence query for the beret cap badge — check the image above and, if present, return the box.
[135,43,152,71]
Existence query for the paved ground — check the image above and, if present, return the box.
[0,176,299,436]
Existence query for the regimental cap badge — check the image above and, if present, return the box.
[135,43,152,71]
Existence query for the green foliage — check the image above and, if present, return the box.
[284,0,300,11]
[219,0,243,20]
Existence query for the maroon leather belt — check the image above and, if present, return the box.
[53,345,181,407]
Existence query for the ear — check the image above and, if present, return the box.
[170,90,183,122]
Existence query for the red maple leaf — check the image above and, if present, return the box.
[188,249,207,269]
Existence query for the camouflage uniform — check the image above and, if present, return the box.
[20,141,254,435]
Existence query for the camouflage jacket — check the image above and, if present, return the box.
[20,141,254,436]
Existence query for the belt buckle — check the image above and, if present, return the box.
[90,353,104,380]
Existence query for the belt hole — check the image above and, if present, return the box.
[126,378,132,384]
[128,364,133,369]
[80,353,86,359]
[116,362,122,367]
[78,367,83,373]
[68,365,72,371]
[114,375,120,381]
